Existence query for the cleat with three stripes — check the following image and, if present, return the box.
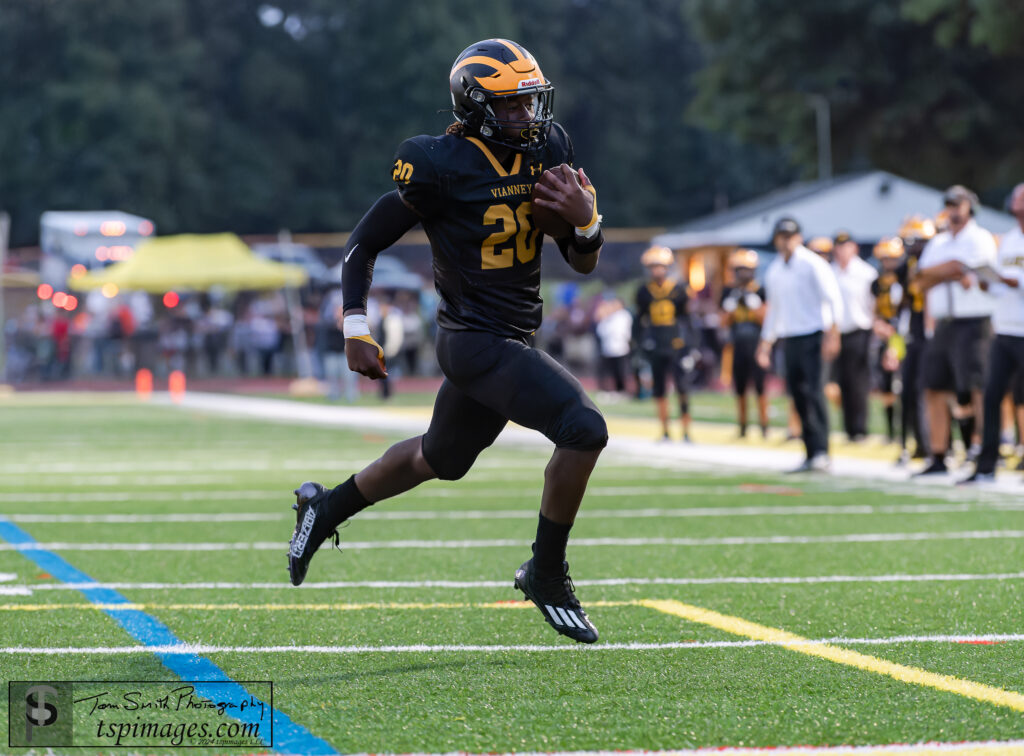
[514,557,598,644]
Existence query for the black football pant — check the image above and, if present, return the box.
[421,328,608,480]
[976,334,1024,473]
[784,331,829,460]
[836,328,871,439]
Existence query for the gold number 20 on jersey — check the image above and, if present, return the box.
[481,202,540,270]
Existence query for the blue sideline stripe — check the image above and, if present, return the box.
[0,521,336,755]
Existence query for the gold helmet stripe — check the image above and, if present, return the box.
[493,38,529,62]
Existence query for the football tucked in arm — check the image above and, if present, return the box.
[530,182,575,239]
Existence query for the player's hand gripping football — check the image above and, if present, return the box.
[531,164,595,229]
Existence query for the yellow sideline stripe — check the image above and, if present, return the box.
[641,599,1024,713]
[0,600,635,612]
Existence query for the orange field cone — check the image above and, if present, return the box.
[135,369,153,401]
[168,370,186,404]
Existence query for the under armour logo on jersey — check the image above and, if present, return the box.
[529,163,543,176]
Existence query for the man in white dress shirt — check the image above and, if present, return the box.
[961,183,1024,483]
[757,217,844,472]
[913,185,998,475]
[831,233,878,441]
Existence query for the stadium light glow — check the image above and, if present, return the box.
[138,220,154,236]
[96,246,109,261]
[64,295,78,311]
[37,283,54,300]
[101,283,119,298]
[163,291,180,308]
[100,220,127,237]
[52,291,68,308]
[70,263,87,278]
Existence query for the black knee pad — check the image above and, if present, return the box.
[955,390,973,407]
[553,405,608,451]
[420,437,479,481]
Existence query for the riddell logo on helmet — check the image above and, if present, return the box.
[518,78,541,89]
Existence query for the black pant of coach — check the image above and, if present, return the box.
[784,331,830,460]
[976,334,1024,474]
[836,328,872,440]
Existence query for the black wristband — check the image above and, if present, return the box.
[571,227,603,256]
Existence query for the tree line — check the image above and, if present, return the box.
[1,0,1020,247]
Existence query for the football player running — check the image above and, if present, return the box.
[286,39,607,643]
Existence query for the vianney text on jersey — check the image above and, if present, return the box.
[391,123,574,338]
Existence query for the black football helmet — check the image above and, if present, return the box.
[449,39,554,152]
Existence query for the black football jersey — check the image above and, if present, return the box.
[900,257,926,340]
[720,283,765,342]
[391,124,574,338]
[872,271,903,323]
[635,280,690,353]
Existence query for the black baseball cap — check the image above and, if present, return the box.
[833,230,853,245]
[772,216,801,237]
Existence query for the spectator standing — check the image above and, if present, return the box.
[757,217,844,472]
[594,293,633,396]
[961,183,1024,483]
[832,231,878,441]
[913,185,998,475]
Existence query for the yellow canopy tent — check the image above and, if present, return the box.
[67,233,314,379]
[68,233,308,293]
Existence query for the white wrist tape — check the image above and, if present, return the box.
[575,216,602,239]
[343,314,371,339]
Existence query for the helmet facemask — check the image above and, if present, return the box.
[453,85,554,152]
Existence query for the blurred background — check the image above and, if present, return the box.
[2,0,1023,402]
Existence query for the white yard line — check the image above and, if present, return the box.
[2,531,1022,552]
[10,571,1024,593]
[2,501,1023,524]
[1,633,1023,655]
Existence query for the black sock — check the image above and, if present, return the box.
[884,405,895,439]
[327,475,373,524]
[958,416,976,447]
[533,513,572,574]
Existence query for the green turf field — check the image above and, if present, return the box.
[0,396,1022,755]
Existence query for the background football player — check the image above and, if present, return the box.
[287,39,607,644]
[895,216,936,462]
[871,236,907,444]
[720,249,768,438]
[634,245,696,442]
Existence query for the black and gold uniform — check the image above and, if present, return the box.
[392,125,573,338]
[635,280,693,398]
[295,38,606,646]
[721,282,766,396]
[896,216,935,457]
[872,268,902,395]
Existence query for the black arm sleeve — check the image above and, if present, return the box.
[341,190,421,312]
